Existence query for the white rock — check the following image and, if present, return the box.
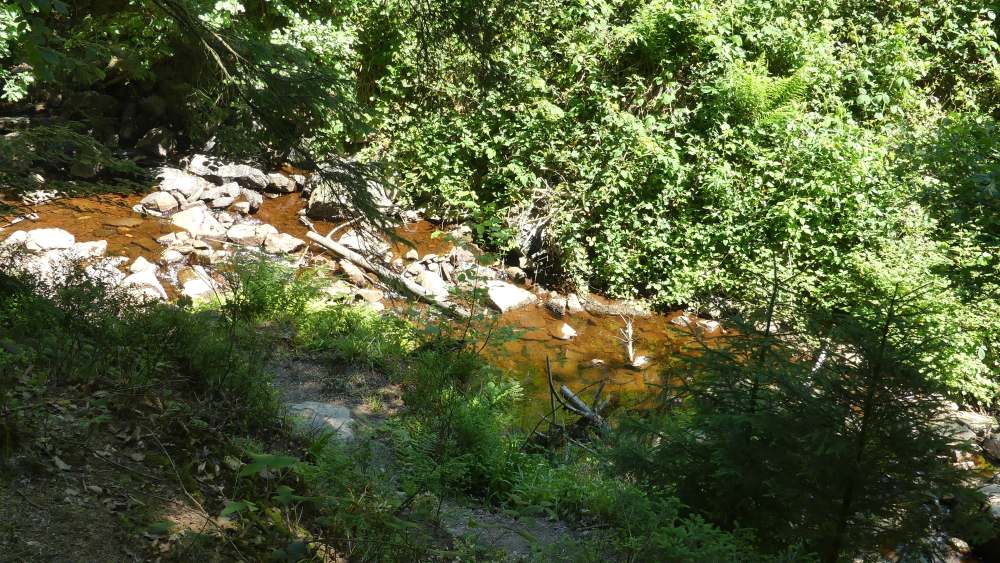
[140,191,179,213]
[416,270,450,299]
[486,280,538,312]
[84,257,127,286]
[160,249,185,265]
[170,206,226,238]
[629,355,651,369]
[216,211,235,228]
[264,232,305,254]
[979,484,1000,519]
[227,223,278,246]
[156,232,178,245]
[129,256,157,274]
[404,248,419,261]
[213,164,269,190]
[181,278,214,300]
[554,322,577,340]
[240,188,263,212]
[21,189,60,205]
[210,196,235,209]
[25,228,75,252]
[566,293,584,314]
[122,269,167,301]
[697,319,721,334]
[2,230,28,247]
[267,173,297,193]
[68,240,107,260]
[157,168,212,199]
[232,201,251,214]
[287,401,353,439]
[186,154,218,177]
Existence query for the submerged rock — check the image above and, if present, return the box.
[554,322,577,340]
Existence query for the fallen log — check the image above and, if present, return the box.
[560,384,610,434]
[306,230,471,319]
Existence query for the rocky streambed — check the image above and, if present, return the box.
[0,155,726,416]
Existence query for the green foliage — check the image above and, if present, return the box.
[613,278,990,559]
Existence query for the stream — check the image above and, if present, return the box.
[1,190,716,425]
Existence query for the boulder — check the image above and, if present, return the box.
[170,206,226,238]
[983,434,1000,461]
[160,249,185,265]
[354,288,384,304]
[952,410,998,435]
[416,270,450,300]
[404,261,425,277]
[135,127,176,158]
[266,173,297,193]
[232,201,251,214]
[68,240,107,260]
[697,319,722,334]
[122,269,167,301]
[404,248,419,261]
[486,280,538,313]
[140,191,179,213]
[287,401,353,439]
[227,223,278,246]
[186,154,218,177]
[449,246,476,265]
[210,196,235,209]
[25,228,75,252]
[240,188,263,213]
[2,230,28,247]
[181,278,214,300]
[129,256,156,274]
[264,232,305,254]
[979,484,1000,519]
[210,163,268,190]
[305,164,396,220]
[157,168,213,200]
[84,257,127,286]
[566,293,584,314]
[545,296,567,317]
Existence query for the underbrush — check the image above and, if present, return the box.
[1,257,770,560]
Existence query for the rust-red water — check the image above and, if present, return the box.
[1,192,703,425]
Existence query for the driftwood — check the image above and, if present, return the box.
[306,230,471,319]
